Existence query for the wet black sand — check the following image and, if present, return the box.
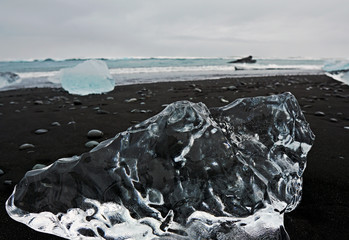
[0,74,348,239]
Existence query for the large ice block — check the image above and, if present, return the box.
[59,60,115,95]
[6,93,314,239]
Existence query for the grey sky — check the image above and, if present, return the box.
[0,0,348,60]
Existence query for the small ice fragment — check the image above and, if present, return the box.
[59,60,115,95]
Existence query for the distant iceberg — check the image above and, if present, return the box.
[323,60,349,85]
[0,72,21,88]
[58,60,115,95]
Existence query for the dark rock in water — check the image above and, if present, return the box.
[228,55,256,64]
[6,93,314,239]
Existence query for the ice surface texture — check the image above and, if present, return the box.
[6,93,314,239]
[59,60,115,95]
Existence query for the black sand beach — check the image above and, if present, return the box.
[0,74,348,239]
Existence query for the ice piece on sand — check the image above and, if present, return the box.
[59,60,115,95]
[6,93,314,239]
[0,72,20,88]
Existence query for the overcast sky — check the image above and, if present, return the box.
[0,0,348,60]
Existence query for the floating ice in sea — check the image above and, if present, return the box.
[6,93,314,239]
[59,60,115,95]
[323,59,349,85]
[0,72,21,88]
[323,59,349,72]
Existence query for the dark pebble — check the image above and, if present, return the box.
[35,129,48,134]
[329,118,338,123]
[85,141,99,148]
[125,98,137,103]
[73,100,82,105]
[4,180,12,185]
[87,129,104,139]
[97,110,110,114]
[314,111,325,116]
[19,143,35,150]
[302,104,312,108]
[51,122,61,126]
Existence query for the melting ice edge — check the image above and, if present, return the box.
[6,92,314,240]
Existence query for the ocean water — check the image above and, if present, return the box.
[0,57,347,91]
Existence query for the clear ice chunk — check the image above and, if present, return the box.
[58,60,115,95]
[6,93,314,239]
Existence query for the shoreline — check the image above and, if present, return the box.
[0,69,325,92]
[0,74,348,239]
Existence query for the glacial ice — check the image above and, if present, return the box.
[0,72,21,88]
[323,60,349,85]
[59,60,115,95]
[6,93,314,239]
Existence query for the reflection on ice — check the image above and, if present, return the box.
[6,93,314,239]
